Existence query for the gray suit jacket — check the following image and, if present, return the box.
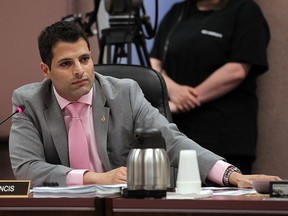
[9,73,223,187]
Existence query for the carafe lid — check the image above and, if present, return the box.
[134,128,166,149]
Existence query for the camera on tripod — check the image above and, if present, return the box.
[101,0,158,66]
[62,12,97,37]
[62,0,158,66]
[104,0,153,38]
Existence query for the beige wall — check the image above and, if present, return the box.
[0,0,70,135]
[0,0,288,179]
[253,0,288,178]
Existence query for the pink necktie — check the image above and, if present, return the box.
[65,103,90,169]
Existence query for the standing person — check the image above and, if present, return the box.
[150,0,270,174]
[9,21,279,188]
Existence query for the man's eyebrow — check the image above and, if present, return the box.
[57,53,91,64]
[57,58,72,64]
[80,53,91,57]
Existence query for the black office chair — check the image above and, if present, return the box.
[94,64,173,123]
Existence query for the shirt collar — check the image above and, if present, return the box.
[53,86,93,109]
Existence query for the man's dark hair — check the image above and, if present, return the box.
[38,21,90,69]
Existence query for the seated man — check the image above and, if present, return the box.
[9,21,280,187]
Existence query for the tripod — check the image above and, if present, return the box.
[98,24,151,67]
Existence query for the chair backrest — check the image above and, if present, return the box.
[94,64,173,122]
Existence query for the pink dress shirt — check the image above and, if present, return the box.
[54,87,103,185]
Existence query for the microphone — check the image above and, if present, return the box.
[0,105,26,125]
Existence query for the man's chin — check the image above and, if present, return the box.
[71,86,92,100]
[79,87,91,96]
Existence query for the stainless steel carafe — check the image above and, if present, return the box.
[126,128,170,198]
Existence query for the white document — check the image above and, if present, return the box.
[32,184,127,198]
[166,190,213,200]
[166,187,257,199]
[202,187,257,196]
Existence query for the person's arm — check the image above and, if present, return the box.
[83,167,127,185]
[66,167,127,185]
[194,62,251,104]
[229,172,281,188]
[151,58,251,113]
[208,160,281,187]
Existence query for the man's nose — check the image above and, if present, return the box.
[73,61,84,76]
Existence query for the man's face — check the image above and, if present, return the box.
[41,38,95,101]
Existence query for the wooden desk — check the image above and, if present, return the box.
[104,195,288,216]
[0,197,103,216]
[1,194,288,216]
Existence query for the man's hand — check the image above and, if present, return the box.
[83,166,127,185]
[229,172,281,188]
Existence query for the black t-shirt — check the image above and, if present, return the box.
[150,0,270,157]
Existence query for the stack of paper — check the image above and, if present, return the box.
[166,190,213,200]
[32,184,126,198]
[166,187,257,199]
[202,187,257,196]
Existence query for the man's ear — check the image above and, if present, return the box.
[40,62,50,78]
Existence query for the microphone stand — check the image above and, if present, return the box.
[0,111,18,125]
[0,105,25,125]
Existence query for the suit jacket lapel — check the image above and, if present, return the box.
[92,78,112,171]
[44,87,69,166]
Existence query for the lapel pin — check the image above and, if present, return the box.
[101,115,106,123]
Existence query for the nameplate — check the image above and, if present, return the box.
[0,180,31,198]
[269,180,288,198]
